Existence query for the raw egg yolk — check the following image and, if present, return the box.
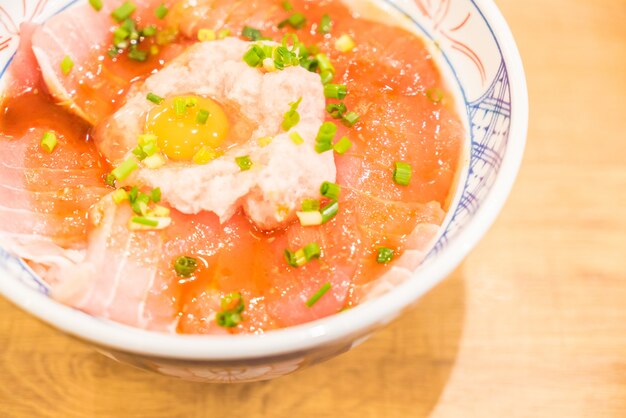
[145,95,229,161]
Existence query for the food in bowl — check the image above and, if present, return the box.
[0,0,465,335]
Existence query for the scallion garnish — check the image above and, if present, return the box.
[193,146,219,165]
[342,111,360,127]
[216,292,245,328]
[393,161,412,186]
[128,47,148,62]
[40,131,58,153]
[320,181,341,200]
[174,97,187,116]
[289,131,304,145]
[333,136,352,154]
[316,53,335,84]
[320,200,339,224]
[146,92,164,105]
[319,14,332,34]
[243,45,265,67]
[306,282,331,307]
[150,187,161,203]
[326,102,346,119]
[174,256,198,277]
[105,173,116,187]
[154,3,168,19]
[278,12,307,30]
[111,1,136,22]
[111,157,138,181]
[235,156,253,171]
[89,0,103,11]
[335,34,356,53]
[131,216,158,227]
[142,25,157,37]
[324,84,347,100]
[60,55,74,76]
[196,109,210,125]
[296,211,323,226]
[315,121,337,153]
[302,199,321,212]
[217,28,231,39]
[426,87,444,103]
[257,136,273,147]
[285,242,321,268]
[282,1,293,11]
[376,247,394,264]
[242,26,263,41]
[282,97,302,131]
[198,28,216,42]
[112,188,129,204]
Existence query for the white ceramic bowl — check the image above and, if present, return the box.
[0,0,527,382]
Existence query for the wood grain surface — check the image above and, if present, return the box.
[1,0,626,416]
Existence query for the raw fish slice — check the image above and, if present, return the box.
[4,22,41,97]
[31,0,178,125]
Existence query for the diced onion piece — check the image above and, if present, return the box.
[335,34,356,53]
[112,189,129,204]
[263,58,277,72]
[296,211,323,226]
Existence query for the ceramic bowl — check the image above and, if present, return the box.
[0,0,527,382]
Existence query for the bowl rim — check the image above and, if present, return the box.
[0,0,528,361]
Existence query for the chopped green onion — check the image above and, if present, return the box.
[426,87,444,103]
[131,192,150,215]
[284,248,306,268]
[128,47,148,62]
[174,97,187,116]
[40,131,58,153]
[376,247,395,264]
[89,0,103,12]
[320,70,334,85]
[150,187,161,203]
[198,28,216,42]
[132,146,148,161]
[301,199,321,212]
[150,45,160,55]
[193,146,219,165]
[154,3,168,19]
[306,282,331,307]
[143,154,166,169]
[333,136,352,154]
[242,26,263,41]
[393,161,412,186]
[263,58,277,72]
[216,292,245,328]
[111,2,136,22]
[217,28,231,39]
[257,136,273,147]
[112,188,129,204]
[128,186,139,202]
[315,53,335,74]
[335,34,356,53]
[319,14,332,34]
[303,242,321,261]
[146,92,164,105]
[111,157,138,181]
[278,12,307,30]
[320,181,341,200]
[296,211,323,226]
[282,97,302,131]
[324,84,347,100]
[196,109,210,125]
[142,25,157,37]
[289,131,304,145]
[60,55,74,76]
[235,156,253,171]
[320,200,339,224]
[315,121,337,153]
[326,102,346,119]
[105,173,116,187]
[281,1,294,11]
[174,256,198,277]
[243,45,265,67]
[152,205,170,217]
[342,111,360,127]
[131,216,158,227]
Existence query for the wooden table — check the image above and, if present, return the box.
[2,0,625,416]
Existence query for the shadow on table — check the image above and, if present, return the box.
[95,268,467,418]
